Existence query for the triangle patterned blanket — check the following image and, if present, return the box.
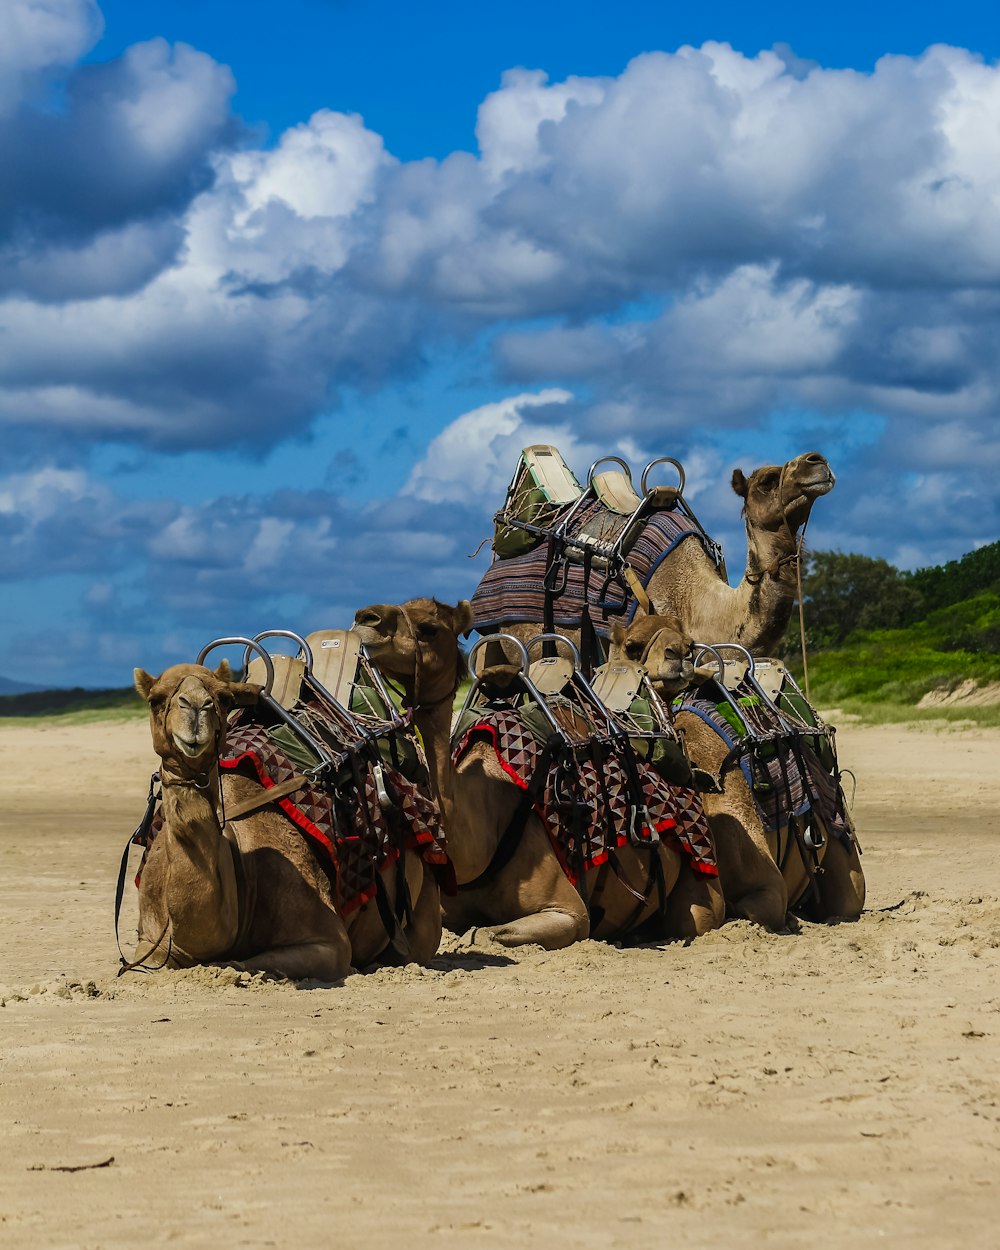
[453,708,717,884]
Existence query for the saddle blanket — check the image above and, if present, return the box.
[219,716,449,913]
[471,503,717,637]
[453,708,718,884]
[680,694,852,844]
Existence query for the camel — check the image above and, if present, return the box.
[499,450,835,661]
[130,661,442,979]
[352,597,724,950]
[609,614,865,927]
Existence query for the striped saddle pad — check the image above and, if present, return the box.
[679,694,852,845]
[470,503,715,637]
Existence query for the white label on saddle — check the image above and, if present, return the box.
[321,639,342,649]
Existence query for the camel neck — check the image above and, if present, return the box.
[158,770,239,958]
[648,524,798,656]
[412,698,455,810]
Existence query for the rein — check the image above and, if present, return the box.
[394,605,463,715]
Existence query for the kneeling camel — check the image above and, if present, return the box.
[353,597,724,950]
[610,614,865,928]
[130,660,441,978]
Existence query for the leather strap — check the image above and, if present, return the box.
[225,772,309,820]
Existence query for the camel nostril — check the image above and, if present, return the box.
[804,452,825,465]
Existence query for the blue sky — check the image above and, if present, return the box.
[2,0,998,687]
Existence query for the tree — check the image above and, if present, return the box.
[793,551,925,650]
[905,540,1000,612]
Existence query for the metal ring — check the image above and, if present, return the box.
[248,629,315,674]
[467,633,530,678]
[695,640,756,677]
[196,637,275,695]
[587,455,632,490]
[525,632,582,668]
[692,643,726,682]
[640,456,685,496]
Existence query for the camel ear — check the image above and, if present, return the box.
[731,468,749,499]
[610,623,625,648]
[214,659,234,682]
[134,668,156,701]
[223,681,262,708]
[455,599,474,637]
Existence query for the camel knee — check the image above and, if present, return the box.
[730,887,788,932]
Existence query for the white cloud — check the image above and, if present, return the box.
[0,0,102,114]
[6,39,1000,449]
[402,389,574,503]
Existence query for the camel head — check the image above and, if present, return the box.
[133,661,261,776]
[608,613,703,696]
[731,451,835,537]
[353,598,472,708]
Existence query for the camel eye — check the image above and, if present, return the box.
[416,622,439,640]
[625,641,644,659]
[759,471,779,489]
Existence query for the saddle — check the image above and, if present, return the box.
[679,643,858,909]
[472,445,725,666]
[451,632,717,897]
[132,629,448,927]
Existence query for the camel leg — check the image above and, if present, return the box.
[472,903,590,950]
[661,860,725,939]
[231,924,353,981]
[815,834,866,920]
[728,884,790,930]
[399,856,444,966]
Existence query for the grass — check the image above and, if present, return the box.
[790,589,1000,725]
[0,687,145,725]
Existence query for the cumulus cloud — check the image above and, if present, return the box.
[0,0,102,114]
[4,37,1000,451]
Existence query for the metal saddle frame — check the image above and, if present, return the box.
[688,642,849,860]
[455,631,692,849]
[198,628,411,806]
[493,450,726,674]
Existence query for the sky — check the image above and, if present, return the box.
[2,0,999,688]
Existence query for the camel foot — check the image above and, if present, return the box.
[457,927,502,950]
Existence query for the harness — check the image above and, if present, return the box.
[679,646,857,914]
[451,632,717,937]
[472,449,724,665]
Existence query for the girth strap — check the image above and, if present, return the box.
[226,772,309,820]
[459,742,556,892]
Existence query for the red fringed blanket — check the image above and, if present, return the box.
[453,708,717,883]
[219,717,449,913]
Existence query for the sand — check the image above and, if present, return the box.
[1,716,999,1249]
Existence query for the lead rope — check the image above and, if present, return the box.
[796,532,810,702]
[777,462,811,703]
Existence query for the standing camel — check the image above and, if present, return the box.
[485,451,834,660]
[130,660,442,978]
[353,598,724,950]
[610,614,865,927]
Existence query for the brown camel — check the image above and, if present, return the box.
[352,597,724,950]
[610,615,865,927]
[130,661,441,978]
[501,450,834,661]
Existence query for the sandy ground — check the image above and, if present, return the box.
[1,716,999,1249]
